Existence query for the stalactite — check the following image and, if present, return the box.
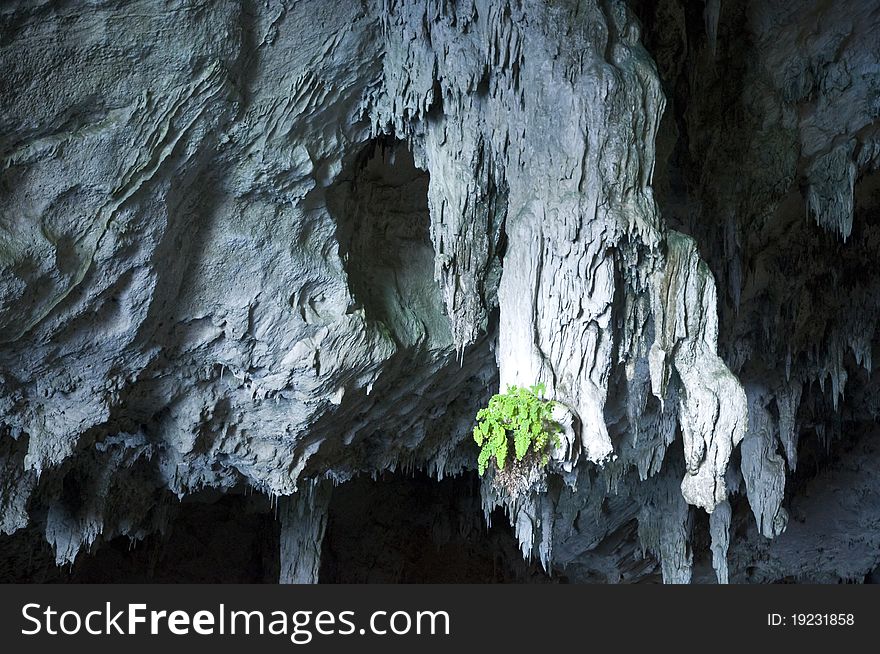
[2,0,880,583]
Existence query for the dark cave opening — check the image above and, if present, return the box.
[318,470,558,584]
[0,491,279,583]
[326,136,452,349]
[0,473,556,583]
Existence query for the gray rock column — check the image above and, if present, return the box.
[279,481,333,584]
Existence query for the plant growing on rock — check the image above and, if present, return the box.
[473,383,561,477]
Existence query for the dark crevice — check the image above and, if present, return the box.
[0,491,279,583]
[327,137,451,350]
[319,470,561,583]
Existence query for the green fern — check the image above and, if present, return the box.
[473,384,561,475]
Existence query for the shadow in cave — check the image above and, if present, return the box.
[326,135,452,350]
[319,470,561,583]
[0,473,560,583]
[0,491,279,583]
[305,135,500,483]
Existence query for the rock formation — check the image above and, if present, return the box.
[1,0,879,583]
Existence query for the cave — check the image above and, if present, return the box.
[327,136,452,350]
[319,471,556,584]
[0,473,554,584]
[2,0,880,587]
[0,491,280,583]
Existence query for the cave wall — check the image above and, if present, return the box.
[633,0,880,582]
[1,0,879,583]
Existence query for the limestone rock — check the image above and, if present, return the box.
[1,0,879,584]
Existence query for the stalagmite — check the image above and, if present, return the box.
[279,482,332,584]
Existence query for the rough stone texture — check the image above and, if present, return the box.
[1,0,880,584]
[279,481,331,584]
